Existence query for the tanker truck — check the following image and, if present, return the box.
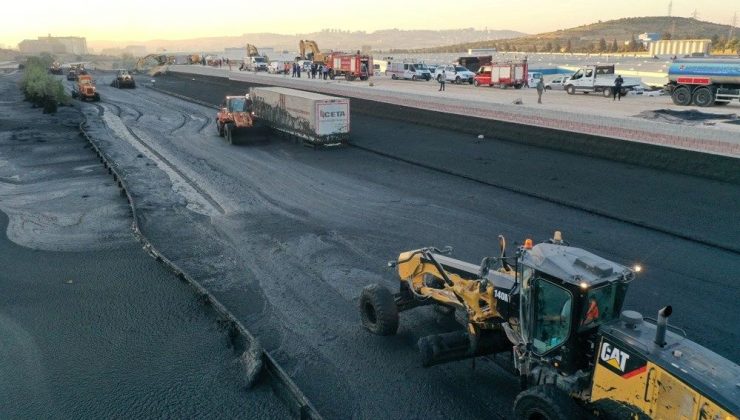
[666,58,740,107]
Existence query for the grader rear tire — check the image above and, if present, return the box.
[359,284,398,336]
[513,385,583,420]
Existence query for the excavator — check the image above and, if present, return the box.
[298,40,327,64]
[246,43,259,58]
[360,231,739,420]
[134,54,174,76]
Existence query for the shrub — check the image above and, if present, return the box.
[19,55,70,113]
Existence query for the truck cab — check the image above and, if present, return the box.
[71,74,100,101]
[245,56,268,72]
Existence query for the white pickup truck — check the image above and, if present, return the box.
[563,65,640,97]
[434,64,476,84]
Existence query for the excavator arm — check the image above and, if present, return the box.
[246,44,259,57]
[299,40,324,62]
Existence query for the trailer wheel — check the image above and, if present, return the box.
[692,87,713,107]
[602,87,612,98]
[566,85,575,95]
[671,86,692,106]
[513,385,583,420]
[359,284,399,336]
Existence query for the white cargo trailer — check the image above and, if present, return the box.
[250,87,350,146]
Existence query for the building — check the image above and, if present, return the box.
[648,39,711,56]
[18,35,87,55]
[468,48,497,55]
[638,32,661,45]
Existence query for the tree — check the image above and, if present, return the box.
[565,39,572,53]
[545,42,553,52]
[554,43,562,53]
[598,38,607,52]
[611,39,619,52]
[728,38,739,52]
[629,36,640,52]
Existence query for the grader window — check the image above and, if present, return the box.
[579,283,624,331]
[532,279,572,354]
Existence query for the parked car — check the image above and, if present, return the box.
[527,71,544,88]
[269,61,287,74]
[434,65,476,84]
[297,60,313,72]
[545,75,569,90]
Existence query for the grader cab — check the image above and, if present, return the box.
[360,232,739,419]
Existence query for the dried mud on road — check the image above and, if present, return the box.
[0,73,289,419]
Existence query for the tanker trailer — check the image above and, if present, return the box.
[666,58,740,106]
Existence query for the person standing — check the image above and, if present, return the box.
[613,75,624,101]
[292,63,297,78]
[297,64,301,78]
[438,70,446,91]
[536,77,545,104]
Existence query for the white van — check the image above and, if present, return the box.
[527,71,544,88]
[385,62,432,81]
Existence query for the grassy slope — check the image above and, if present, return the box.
[409,17,734,53]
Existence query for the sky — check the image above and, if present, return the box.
[1,0,734,48]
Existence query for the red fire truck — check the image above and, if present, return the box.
[473,59,528,89]
[327,52,373,81]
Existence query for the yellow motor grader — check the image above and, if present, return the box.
[360,232,738,420]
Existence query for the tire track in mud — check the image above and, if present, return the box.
[92,103,226,215]
[75,103,321,419]
[112,86,212,134]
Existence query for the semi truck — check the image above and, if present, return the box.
[326,52,372,81]
[473,59,528,88]
[563,65,640,97]
[666,58,740,107]
[250,87,350,146]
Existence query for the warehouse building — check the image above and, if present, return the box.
[648,39,711,56]
[18,35,88,55]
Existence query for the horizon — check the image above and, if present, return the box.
[2,0,735,49]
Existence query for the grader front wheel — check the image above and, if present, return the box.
[513,385,582,420]
[359,284,399,336]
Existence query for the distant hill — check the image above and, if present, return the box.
[89,28,526,55]
[403,17,737,53]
